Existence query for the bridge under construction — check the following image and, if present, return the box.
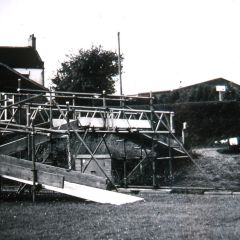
[0,87,189,204]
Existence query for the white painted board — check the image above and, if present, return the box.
[45,181,144,205]
[78,117,151,129]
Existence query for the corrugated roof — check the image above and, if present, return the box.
[0,47,44,69]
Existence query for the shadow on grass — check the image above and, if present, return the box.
[0,191,87,204]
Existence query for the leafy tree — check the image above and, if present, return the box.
[51,46,123,94]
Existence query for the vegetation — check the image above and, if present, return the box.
[1,192,239,239]
[130,101,240,147]
[171,101,240,147]
[51,46,123,94]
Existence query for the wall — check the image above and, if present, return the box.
[14,68,44,86]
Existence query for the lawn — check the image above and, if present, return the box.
[1,192,240,240]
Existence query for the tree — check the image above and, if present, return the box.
[51,46,123,94]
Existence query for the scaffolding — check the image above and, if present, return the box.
[0,87,189,202]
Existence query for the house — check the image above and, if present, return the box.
[0,34,45,89]
[137,78,240,103]
[0,35,48,122]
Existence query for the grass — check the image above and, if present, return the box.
[174,147,240,190]
[1,192,240,240]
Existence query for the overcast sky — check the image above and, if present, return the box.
[1,0,240,94]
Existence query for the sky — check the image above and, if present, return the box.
[1,0,240,94]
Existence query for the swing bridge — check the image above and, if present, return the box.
[0,88,189,204]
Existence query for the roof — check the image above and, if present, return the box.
[0,62,48,92]
[137,90,171,97]
[138,78,240,96]
[173,78,240,92]
[0,47,44,69]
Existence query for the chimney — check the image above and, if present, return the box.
[28,34,36,49]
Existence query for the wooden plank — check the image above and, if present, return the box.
[0,165,64,188]
[35,161,106,189]
[37,171,64,188]
[0,162,33,182]
[0,154,33,168]
[0,154,107,189]
[44,181,143,205]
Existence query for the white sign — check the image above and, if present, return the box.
[216,85,226,92]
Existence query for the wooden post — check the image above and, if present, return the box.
[219,91,222,101]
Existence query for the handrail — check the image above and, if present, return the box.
[17,88,153,100]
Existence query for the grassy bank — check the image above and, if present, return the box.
[174,148,240,190]
[1,192,240,240]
